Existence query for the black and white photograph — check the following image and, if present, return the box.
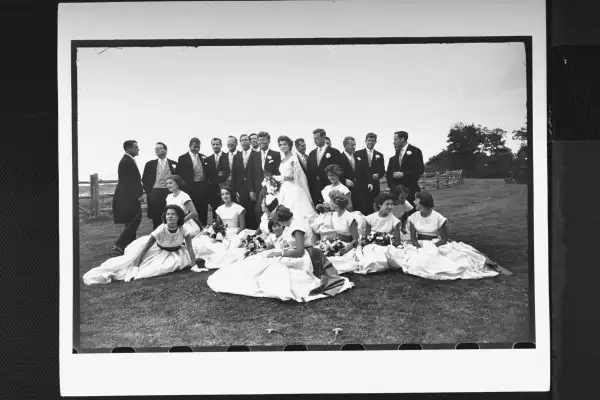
[59,0,549,396]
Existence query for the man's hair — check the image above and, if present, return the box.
[240,134,250,142]
[228,135,238,143]
[189,137,201,146]
[249,133,258,139]
[342,136,355,147]
[294,138,305,148]
[257,131,271,141]
[123,140,137,152]
[211,137,222,146]
[156,142,167,151]
[325,136,331,141]
[313,128,326,137]
[365,132,377,141]
[394,131,409,141]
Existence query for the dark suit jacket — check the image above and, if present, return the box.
[354,148,386,194]
[385,144,425,194]
[247,149,282,195]
[338,152,357,184]
[112,154,143,224]
[175,152,209,191]
[141,158,177,195]
[231,151,253,201]
[205,152,231,188]
[297,153,308,178]
[307,145,343,204]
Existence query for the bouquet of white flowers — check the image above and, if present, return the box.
[202,220,227,241]
[241,232,268,258]
[360,232,395,247]
[317,239,346,257]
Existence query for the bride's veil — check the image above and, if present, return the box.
[292,149,315,208]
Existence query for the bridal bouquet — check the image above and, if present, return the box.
[317,239,346,257]
[202,220,228,241]
[360,232,394,247]
[263,172,282,196]
[241,232,268,258]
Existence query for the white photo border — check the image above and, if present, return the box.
[59,0,549,395]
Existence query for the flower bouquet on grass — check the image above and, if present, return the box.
[359,232,394,247]
[241,232,268,258]
[202,220,228,242]
[317,239,346,257]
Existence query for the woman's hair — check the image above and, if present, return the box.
[324,163,343,177]
[168,175,186,189]
[415,190,435,208]
[161,204,186,226]
[391,184,409,198]
[329,189,349,210]
[265,195,279,213]
[374,192,396,208]
[268,219,282,233]
[220,185,233,196]
[278,135,293,149]
[273,204,293,222]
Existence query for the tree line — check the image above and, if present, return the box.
[426,121,529,182]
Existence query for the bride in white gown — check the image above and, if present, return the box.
[274,135,318,223]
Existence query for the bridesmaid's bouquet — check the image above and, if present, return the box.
[203,220,228,241]
[317,239,346,257]
[360,232,394,247]
[241,232,268,258]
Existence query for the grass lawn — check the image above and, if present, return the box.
[78,179,530,349]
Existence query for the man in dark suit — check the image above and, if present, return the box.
[205,137,231,221]
[141,142,178,230]
[338,136,362,211]
[386,130,425,211]
[248,131,281,225]
[354,132,386,215]
[306,128,343,205]
[224,135,239,200]
[231,134,257,229]
[176,137,210,226]
[294,138,309,177]
[112,140,145,254]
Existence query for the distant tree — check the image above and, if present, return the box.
[445,123,485,176]
[482,127,508,156]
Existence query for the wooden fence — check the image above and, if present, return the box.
[78,170,463,221]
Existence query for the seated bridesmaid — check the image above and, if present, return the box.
[389,184,414,242]
[387,190,500,280]
[207,205,354,302]
[254,195,280,239]
[165,175,202,237]
[192,186,251,271]
[318,190,360,274]
[355,193,401,274]
[83,205,198,285]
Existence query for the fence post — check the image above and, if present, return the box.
[90,173,100,218]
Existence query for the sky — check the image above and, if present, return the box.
[76,42,527,181]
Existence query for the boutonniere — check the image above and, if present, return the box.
[406,150,412,156]
[325,153,331,159]
[171,163,176,169]
[267,155,272,160]
[375,154,380,159]
[357,157,362,161]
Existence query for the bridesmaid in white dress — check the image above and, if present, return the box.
[192,186,251,271]
[318,189,360,274]
[207,205,354,302]
[386,190,500,280]
[275,136,317,222]
[83,205,197,285]
[165,175,202,237]
[355,193,401,274]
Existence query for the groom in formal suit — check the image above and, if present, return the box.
[354,132,386,215]
[141,142,178,230]
[205,138,231,221]
[306,128,342,205]
[386,130,425,210]
[112,140,145,254]
[175,137,210,226]
[248,131,281,225]
[231,134,257,229]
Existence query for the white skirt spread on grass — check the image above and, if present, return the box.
[207,249,354,302]
[82,235,192,285]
